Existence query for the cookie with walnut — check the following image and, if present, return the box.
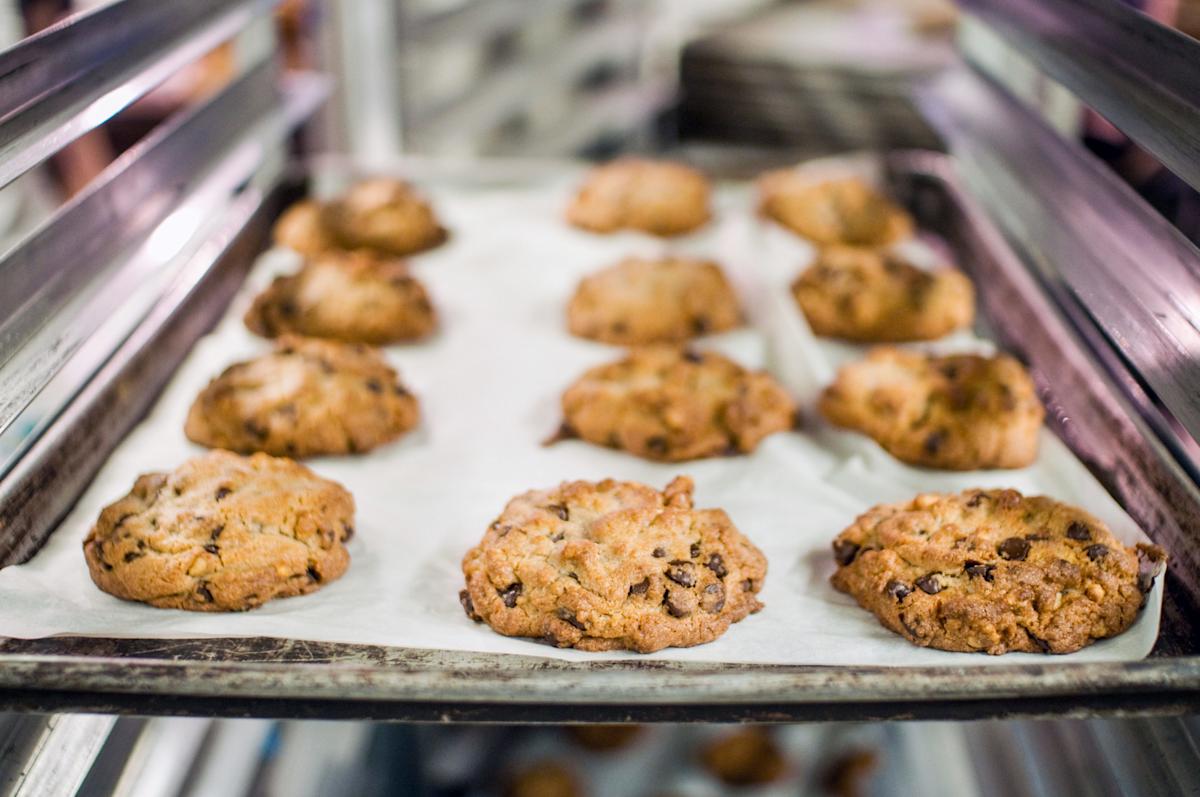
[819,347,1043,470]
[185,336,419,458]
[830,488,1167,654]
[84,450,354,612]
[567,158,712,236]
[460,476,766,653]
[791,245,974,342]
[758,172,913,246]
[558,346,796,462]
[244,252,436,344]
[567,256,742,345]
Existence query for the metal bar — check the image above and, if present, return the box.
[959,0,1200,193]
[0,0,276,190]
[0,714,115,797]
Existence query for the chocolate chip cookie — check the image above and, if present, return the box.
[566,158,712,236]
[558,346,796,462]
[792,245,975,342]
[320,177,448,257]
[700,728,786,787]
[84,450,355,611]
[185,336,419,458]
[273,199,338,256]
[819,347,1044,470]
[567,257,742,345]
[830,489,1167,654]
[460,476,766,652]
[244,252,436,344]
[758,172,913,246]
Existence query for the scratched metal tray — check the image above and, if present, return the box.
[0,150,1197,721]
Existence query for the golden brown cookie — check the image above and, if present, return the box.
[566,158,712,236]
[273,199,338,256]
[830,489,1167,654]
[83,450,355,611]
[819,347,1044,470]
[244,252,436,344]
[460,476,766,653]
[504,763,583,797]
[558,346,796,462]
[565,725,643,752]
[185,336,419,458]
[700,728,786,787]
[758,172,913,246]
[320,177,448,257]
[791,246,974,342]
[567,256,742,345]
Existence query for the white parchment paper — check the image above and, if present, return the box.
[0,164,1162,665]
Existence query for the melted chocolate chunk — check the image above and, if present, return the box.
[646,436,669,456]
[210,524,225,541]
[886,579,912,601]
[1066,521,1092,541]
[964,560,996,582]
[203,544,219,555]
[459,589,480,621]
[666,560,697,587]
[966,492,985,508]
[663,590,692,618]
[923,430,947,455]
[833,539,861,566]
[1085,544,1110,561]
[705,553,728,578]
[628,577,650,596]
[197,584,214,603]
[547,503,569,520]
[498,582,523,607]
[690,542,701,558]
[652,547,666,558]
[701,583,726,613]
[915,574,941,594]
[214,487,232,502]
[365,378,383,393]
[683,350,703,363]
[557,608,586,631]
[123,551,143,563]
[692,315,710,334]
[997,537,1030,561]
[307,566,321,583]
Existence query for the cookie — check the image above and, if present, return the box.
[819,347,1044,470]
[83,450,354,611]
[700,728,786,787]
[460,476,766,653]
[321,177,448,257]
[830,489,1167,654]
[565,725,643,751]
[791,245,974,342]
[244,251,436,344]
[566,158,712,236]
[758,172,913,246]
[273,199,338,256]
[558,346,796,462]
[504,763,582,797]
[185,335,419,458]
[567,256,742,345]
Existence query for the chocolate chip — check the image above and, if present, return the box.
[203,544,219,555]
[915,574,941,594]
[307,567,321,582]
[210,524,224,541]
[652,547,666,558]
[280,300,297,317]
[701,583,726,613]
[342,524,354,541]
[113,512,134,529]
[197,584,214,603]
[683,350,703,363]
[741,578,754,592]
[628,577,650,596]
[833,539,861,566]
[459,589,480,621]
[392,383,410,397]
[690,542,701,558]
[923,430,946,455]
[692,315,710,334]
[646,436,669,456]
[1066,522,1092,541]
[939,362,960,379]
[663,590,692,618]
[123,551,143,563]
[1085,544,1110,561]
[997,537,1030,561]
[243,420,268,440]
[214,487,232,502]
[498,582,523,607]
[966,493,984,508]
[557,608,586,631]
[549,504,569,520]
[705,553,727,578]
[365,378,383,393]
[550,531,565,542]
[490,522,513,537]
[886,579,912,601]
[611,321,628,335]
[964,560,995,582]
[1027,631,1051,653]
[666,560,696,587]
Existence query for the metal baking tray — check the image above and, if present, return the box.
[0,150,1196,721]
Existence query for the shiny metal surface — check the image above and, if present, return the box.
[960,0,1200,194]
[0,714,115,797]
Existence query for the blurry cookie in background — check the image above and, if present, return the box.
[819,347,1043,470]
[504,761,584,797]
[700,727,786,787]
[564,725,643,752]
[245,251,436,345]
[820,749,881,797]
[758,172,913,246]
[567,256,742,345]
[273,199,337,257]
[792,245,974,342]
[186,336,419,458]
[567,158,712,236]
[557,346,796,462]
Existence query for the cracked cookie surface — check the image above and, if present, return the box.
[758,173,913,246]
[559,346,795,462]
[460,476,766,652]
[185,336,419,458]
[792,246,974,342]
[84,450,355,611]
[244,251,436,344]
[819,347,1044,470]
[831,489,1166,654]
[567,256,742,345]
[566,158,711,236]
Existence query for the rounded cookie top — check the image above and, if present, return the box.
[830,488,1167,654]
[567,256,742,345]
[819,347,1044,470]
[566,158,712,236]
[460,476,767,653]
[320,177,447,257]
[273,199,338,257]
[791,246,974,342]
[84,450,355,611]
[185,335,419,458]
[559,346,796,462]
[757,173,913,246]
[244,251,437,344]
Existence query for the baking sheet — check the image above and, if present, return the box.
[0,162,1163,666]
